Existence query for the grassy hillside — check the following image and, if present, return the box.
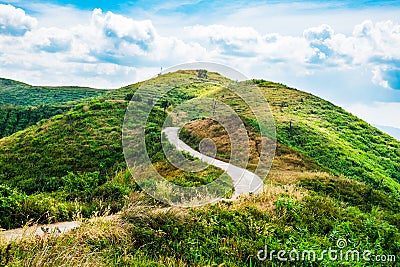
[179,79,400,199]
[0,71,232,228]
[0,78,109,138]
[257,80,400,197]
[0,104,73,138]
[0,78,107,107]
[0,71,399,266]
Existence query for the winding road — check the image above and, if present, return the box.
[162,127,263,198]
[1,127,263,242]
[0,221,81,243]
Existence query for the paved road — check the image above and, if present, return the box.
[162,127,263,198]
[1,221,81,242]
[1,127,263,242]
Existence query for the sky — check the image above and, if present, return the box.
[0,0,400,136]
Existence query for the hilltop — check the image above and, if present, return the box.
[0,71,399,266]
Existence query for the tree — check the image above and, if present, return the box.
[197,69,208,79]
[125,93,134,101]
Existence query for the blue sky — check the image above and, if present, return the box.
[0,0,400,135]
[5,0,400,12]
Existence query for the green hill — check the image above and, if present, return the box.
[0,78,109,138]
[0,71,399,266]
[180,79,400,195]
[0,77,107,107]
[0,104,74,138]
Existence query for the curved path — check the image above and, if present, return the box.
[162,127,263,198]
[1,127,263,242]
[1,221,81,243]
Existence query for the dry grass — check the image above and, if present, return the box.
[182,118,262,166]
[1,215,127,267]
[182,118,324,178]
[231,182,307,213]
[104,99,127,103]
[178,116,336,215]
[267,169,331,185]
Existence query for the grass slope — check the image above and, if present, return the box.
[0,104,74,138]
[0,71,233,228]
[180,79,400,199]
[255,80,400,197]
[0,71,399,266]
[0,77,109,138]
[0,77,107,107]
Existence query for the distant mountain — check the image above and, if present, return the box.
[375,124,400,140]
[0,77,110,138]
[0,77,108,107]
[0,77,30,87]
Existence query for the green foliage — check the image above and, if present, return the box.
[0,184,79,229]
[0,100,126,194]
[0,99,130,227]
[0,185,26,229]
[179,128,201,150]
[197,69,208,79]
[62,172,106,195]
[0,78,107,107]
[0,77,108,138]
[255,79,400,200]
[0,104,74,138]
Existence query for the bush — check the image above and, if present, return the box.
[0,185,26,229]
[62,172,107,201]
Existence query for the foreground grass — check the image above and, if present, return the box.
[1,176,399,267]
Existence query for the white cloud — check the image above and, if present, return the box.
[92,9,155,44]
[185,24,314,64]
[0,6,209,87]
[71,9,208,65]
[0,4,400,93]
[304,24,334,41]
[372,66,390,88]
[0,4,37,36]
[183,21,400,80]
[28,27,73,53]
[326,20,400,65]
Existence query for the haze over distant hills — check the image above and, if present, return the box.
[375,125,400,140]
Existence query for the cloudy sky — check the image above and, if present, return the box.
[0,0,400,135]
